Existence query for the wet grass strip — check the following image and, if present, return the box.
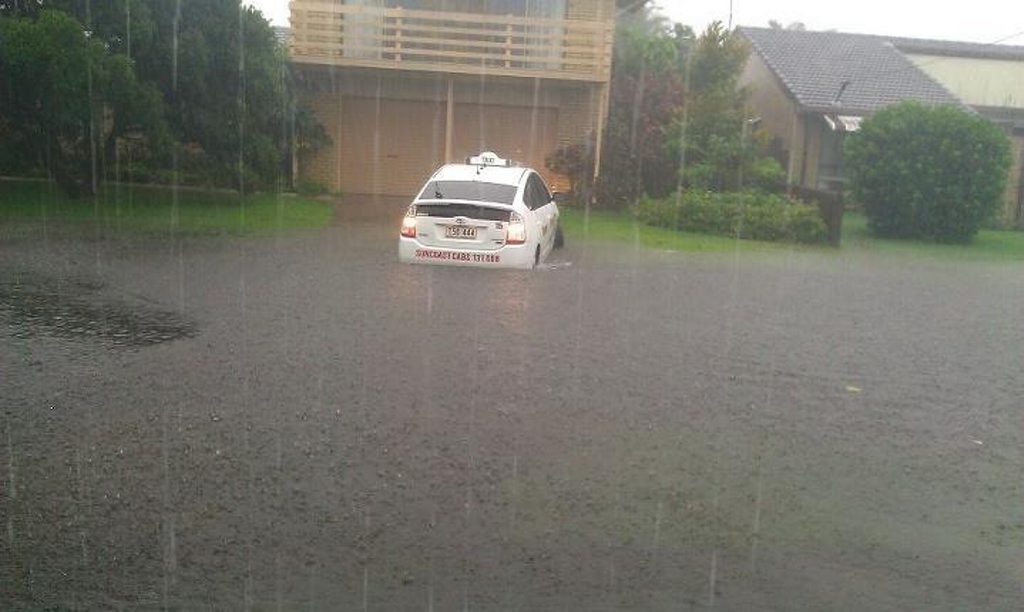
[0,179,333,235]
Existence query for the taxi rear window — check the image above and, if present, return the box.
[415,203,511,221]
[421,181,517,204]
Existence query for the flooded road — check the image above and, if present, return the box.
[1,276,196,347]
[2,209,1023,610]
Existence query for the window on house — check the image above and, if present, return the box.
[817,117,847,191]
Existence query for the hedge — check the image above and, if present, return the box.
[636,191,827,244]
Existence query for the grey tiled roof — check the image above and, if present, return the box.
[738,27,963,115]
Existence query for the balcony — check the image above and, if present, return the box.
[289,1,614,82]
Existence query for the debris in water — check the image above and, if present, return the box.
[845,385,862,394]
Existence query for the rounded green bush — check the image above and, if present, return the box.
[636,191,826,244]
[845,101,1011,243]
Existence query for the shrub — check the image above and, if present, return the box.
[845,101,1011,243]
[636,191,827,244]
[636,194,683,228]
[296,178,329,196]
[545,141,593,205]
[747,156,786,193]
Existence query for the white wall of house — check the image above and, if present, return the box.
[905,53,1024,224]
[904,54,1024,108]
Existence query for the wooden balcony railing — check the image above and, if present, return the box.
[289,1,613,82]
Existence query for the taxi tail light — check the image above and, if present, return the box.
[400,204,417,238]
[506,211,527,245]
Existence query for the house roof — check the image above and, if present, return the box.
[738,27,963,115]
[890,37,1024,61]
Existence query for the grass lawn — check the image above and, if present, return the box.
[841,212,1024,261]
[561,206,1024,261]
[0,179,333,235]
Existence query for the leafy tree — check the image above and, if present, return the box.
[571,16,781,208]
[0,9,167,195]
[668,21,774,192]
[1,0,328,194]
[54,0,294,190]
[845,101,1011,242]
[591,6,687,208]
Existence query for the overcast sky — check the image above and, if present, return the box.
[250,1,1024,45]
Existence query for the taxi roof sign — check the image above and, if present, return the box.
[467,151,510,167]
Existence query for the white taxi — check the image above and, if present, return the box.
[398,152,563,269]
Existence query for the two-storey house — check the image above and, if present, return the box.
[289,0,616,197]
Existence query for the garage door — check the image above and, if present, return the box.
[452,103,559,183]
[340,97,446,196]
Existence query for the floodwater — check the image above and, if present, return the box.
[1,276,196,347]
[2,209,1023,610]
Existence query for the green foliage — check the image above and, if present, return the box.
[747,156,786,192]
[149,1,292,192]
[668,22,778,193]
[294,106,331,169]
[0,1,329,196]
[295,177,329,196]
[557,206,1024,259]
[667,23,749,192]
[545,140,593,204]
[595,7,688,208]
[688,22,748,95]
[492,15,779,210]
[636,190,827,244]
[614,7,681,75]
[0,9,168,196]
[558,208,777,253]
[845,101,1012,242]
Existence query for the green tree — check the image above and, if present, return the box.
[55,0,295,190]
[845,101,1011,242]
[590,6,687,208]
[1,1,328,194]
[0,8,167,195]
[669,21,773,192]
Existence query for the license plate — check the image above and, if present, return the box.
[445,225,477,239]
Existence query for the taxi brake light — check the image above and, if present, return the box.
[506,211,527,245]
[400,205,417,238]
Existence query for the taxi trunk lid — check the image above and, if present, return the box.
[413,202,510,251]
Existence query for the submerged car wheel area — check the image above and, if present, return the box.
[398,152,562,269]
